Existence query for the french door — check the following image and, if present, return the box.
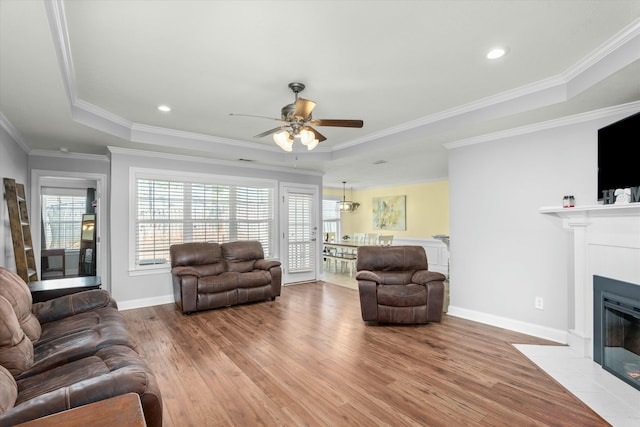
[280,183,319,284]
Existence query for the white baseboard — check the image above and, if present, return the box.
[447,305,568,344]
[117,294,174,311]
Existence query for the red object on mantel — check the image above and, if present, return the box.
[563,195,575,208]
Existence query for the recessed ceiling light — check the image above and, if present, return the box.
[157,105,171,112]
[486,47,507,59]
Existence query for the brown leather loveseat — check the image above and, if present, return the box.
[0,267,162,427]
[355,245,446,324]
[170,240,282,314]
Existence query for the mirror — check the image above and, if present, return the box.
[79,214,96,276]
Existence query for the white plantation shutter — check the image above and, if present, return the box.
[288,192,314,272]
[322,199,340,238]
[42,193,86,249]
[135,176,274,268]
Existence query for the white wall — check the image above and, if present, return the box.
[447,106,639,342]
[0,126,28,270]
[109,147,323,309]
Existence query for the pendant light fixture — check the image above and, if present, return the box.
[336,181,360,212]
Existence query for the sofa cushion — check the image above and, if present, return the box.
[31,290,117,325]
[377,284,427,307]
[0,295,34,376]
[222,241,264,273]
[2,345,163,427]
[198,272,238,294]
[0,364,17,414]
[372,271,414,286]
[0,268,42,342]
[172,263,226,278]
[356,246,429,272]
[170,242,223,267]
[237,271,271,288]
[21,308,138,379]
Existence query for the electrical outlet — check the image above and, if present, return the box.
[535,296,544,310]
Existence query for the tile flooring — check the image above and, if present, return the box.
[320,269,640,426]
[515,344,640,427]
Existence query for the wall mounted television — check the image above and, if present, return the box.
[597,111,640,201]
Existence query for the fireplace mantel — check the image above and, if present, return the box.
[540,203,640,220]
[540,203,640,358]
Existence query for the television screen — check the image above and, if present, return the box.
[597,111,640,201]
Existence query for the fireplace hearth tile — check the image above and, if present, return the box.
[515,344,640,427]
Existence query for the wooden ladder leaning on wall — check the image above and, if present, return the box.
[3,177,39,282]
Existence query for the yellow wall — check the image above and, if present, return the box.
[323,181,449,239]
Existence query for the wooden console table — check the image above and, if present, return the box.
[28,276,102,303]
[15,392,146,426]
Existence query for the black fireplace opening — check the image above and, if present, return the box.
[594,275,640,391]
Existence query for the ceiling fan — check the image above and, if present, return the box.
[230,82,364,152]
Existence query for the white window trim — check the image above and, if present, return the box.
[128,167,278,275]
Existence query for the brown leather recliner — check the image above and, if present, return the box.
[0,267,162,427]
[170,240,282,314]
[355,245,446,324]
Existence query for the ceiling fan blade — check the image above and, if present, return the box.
[292,98,316,120]
[304,126,327,142]
[310,119,364,128]
[254,127,284,138]
[230,113,282,121]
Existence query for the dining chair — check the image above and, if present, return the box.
[365,233,380,245]
[378,235,394,246]
[352,233,366,244]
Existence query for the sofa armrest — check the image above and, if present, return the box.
[357,280,378,321]
[171,266,202,277]
[31,290,116,324]
[425,281,445,322]
[355,270,381,284]
[411,270,446,285]
[172,274,198,314]
[253,259,281,270]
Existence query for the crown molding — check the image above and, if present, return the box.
[0,112,31,153]
[46,2,640,162]
[130,123,265,151]
[44,0,76,104]
[336,18,640,153]
[444,100,640,150]
[106,146,324,176]
[28,149,110,162]
[565,17,640,81]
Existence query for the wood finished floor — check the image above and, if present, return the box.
[122,282,609,426]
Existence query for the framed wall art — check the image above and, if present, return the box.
[372,195,406,230]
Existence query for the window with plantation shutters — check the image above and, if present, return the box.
[134,174,274,269]
[42,191,86,249]
[287,192,314,273]
[322,198,341,240]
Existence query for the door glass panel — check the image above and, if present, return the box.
[288,193,314,273]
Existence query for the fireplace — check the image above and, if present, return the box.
[594,275,640,391]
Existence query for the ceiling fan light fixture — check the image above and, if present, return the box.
[273,131,293,152]
[235,82,363,151]
[299,129,315,145]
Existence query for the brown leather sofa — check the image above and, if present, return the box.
[355,245,446,324]
[170,240,282,314]
[0,267,162,427]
